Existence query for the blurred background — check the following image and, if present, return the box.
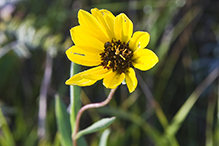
[0,0,219,146]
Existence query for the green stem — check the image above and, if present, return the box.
[69,62,81,133]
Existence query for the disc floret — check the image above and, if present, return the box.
[100,39,133,74]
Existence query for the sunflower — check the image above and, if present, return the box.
[65,8,159,93]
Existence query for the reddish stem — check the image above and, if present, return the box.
[72,88,117,146]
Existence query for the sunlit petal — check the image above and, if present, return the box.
[129,31,150,51]
[132,48,159,71]
[81,66,110,80]
[103,71,125,89]
[65,72,97,86]
[78,9,108,40]
[70,26,105,50]
[114,13,133,43]
[100,9,115,39]
[91,8,115,40]
[66,46,101,66]
[125,68,137,93]
[73,45,103,54]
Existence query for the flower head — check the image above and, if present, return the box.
[66,8,159,93]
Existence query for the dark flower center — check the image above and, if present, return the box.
[100,39,133,74]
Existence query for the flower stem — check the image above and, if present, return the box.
[72,88,117,146]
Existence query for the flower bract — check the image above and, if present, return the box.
[66,8,159,93]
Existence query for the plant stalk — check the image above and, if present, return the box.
[72,88,117,146]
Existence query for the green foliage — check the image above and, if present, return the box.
[98,129,111,146]
[55,95,72,146]
[0,109,15,146]
[1,0,219,146]
[76,117,115,140]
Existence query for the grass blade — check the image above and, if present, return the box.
[164,67,219,140]
[206,97,216,146]
[55,94,72,146]
[98,129,111,146]
[0,108,15,146]
[97,107,161,143]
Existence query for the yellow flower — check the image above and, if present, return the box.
[65,8,159,93]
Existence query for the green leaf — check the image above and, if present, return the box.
[55,94,72,146]
[0,108,15,146]
[205,97,216,146]
[76,117,116,139]
[98,129,111,146]
[77,137,88,146]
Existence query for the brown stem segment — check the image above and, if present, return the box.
[72,88,117,146]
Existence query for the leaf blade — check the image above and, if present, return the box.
[98,129,111,146]
[76,117,116,139]
[0,108,15,146]
[55,94,72,146]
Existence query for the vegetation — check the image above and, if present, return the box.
[0,0,218,145]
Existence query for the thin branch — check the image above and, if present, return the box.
[37,51,53,139]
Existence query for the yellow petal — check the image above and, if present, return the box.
[100,9,115,39]
[72,45,103,54]
[132,49,159,71]
[71,25,108,44]
[99,9,115,25]
[91,8,115,39]
[65,71,97,86]
[114,13,133,43]
[78,9,108,40]
[125,68,137,93]
[70,26,105,50]
[129,31,150,51]
[98,9,115,20]
[66,46,101,66]
[103,71,125,89]
[81,66,110,80]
